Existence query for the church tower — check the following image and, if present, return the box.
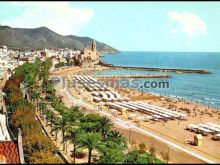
[91,39,96,52]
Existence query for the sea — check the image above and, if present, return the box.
[96,51,220,109]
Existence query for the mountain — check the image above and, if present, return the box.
[0,25,119,53]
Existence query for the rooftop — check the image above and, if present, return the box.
[0,141,20,164]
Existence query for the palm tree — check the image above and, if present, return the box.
[38,101,46,118]
[51,113,70,151]
[31,89,40,111]
[63,126,83,164]
[41,106,47,121]
[45,110,55,127]
[79,132,102,164]
[98,148,123,164]
[97,130,127,159]
[48,112,57,134]
[107,130,127,145]
[98,116,113,139]
[50,115,60,141]
[44,109,51,126]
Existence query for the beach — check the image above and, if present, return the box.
[52,65,220,163]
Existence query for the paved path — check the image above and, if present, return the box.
[55,77,216,164]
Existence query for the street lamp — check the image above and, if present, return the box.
[129,128,131,144]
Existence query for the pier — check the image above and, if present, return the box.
[99,60,212,74]
[95,74,171,79]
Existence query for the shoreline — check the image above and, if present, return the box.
[95,76,219,111]
[52,66,218,111]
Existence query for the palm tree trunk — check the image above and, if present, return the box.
[62,130,65,151]
[65,142,68,154]
[46,117,48,126]
[54,131,58,141]
[88,149,92,164]
[40,109,42,117]
[36,98,39,111]
[73,144,76,164]
[50,122,53,133]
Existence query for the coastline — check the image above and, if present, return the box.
[52,65,219,111]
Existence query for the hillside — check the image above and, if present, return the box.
[0,25,119,53]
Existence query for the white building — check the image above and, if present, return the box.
[0,46,8,53]
[0,114,11,141]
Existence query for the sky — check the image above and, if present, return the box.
[0,1,220,52]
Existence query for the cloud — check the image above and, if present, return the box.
[0,2,95,35]
[185,40,193,48]
[168,11,207,37]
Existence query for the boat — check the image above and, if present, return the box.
[176,71,183,74]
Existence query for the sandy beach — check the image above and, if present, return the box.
[52,65,220,163]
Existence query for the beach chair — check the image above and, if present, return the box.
[213,133,220,141]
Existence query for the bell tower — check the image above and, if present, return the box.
[91,39,96,52]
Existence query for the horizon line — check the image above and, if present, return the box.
[115,50,220,53]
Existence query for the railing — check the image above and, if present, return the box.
[3,97,18,140]
[5,113,18,140]
[17,129,25,164]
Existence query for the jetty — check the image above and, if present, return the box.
[99,60,212,74]
[95,74,171,79]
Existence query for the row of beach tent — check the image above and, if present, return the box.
[74,75,129,102]
[187,122,220,139]
[74,75,187,121]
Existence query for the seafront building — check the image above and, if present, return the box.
[73,39,100,67]
[0,46,16,87]
[42,40,100,69]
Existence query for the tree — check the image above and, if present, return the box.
[50,115,60,141]
[63,126,83,164]
[79,114,101,133]
[79,132,102,164]
[29,150,63,164]
[51,112,72,151]
[139,143,146,154]
[106,130,127,148]
[123,149,139,164]
[38,101,46,118]
[98,148,123,164]
[44,110,54,127]
[123,149,164,164]
[5,58,66,164]
[98,116,113,139]
[149,147,156,156]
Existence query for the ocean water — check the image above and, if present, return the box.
[97,51,220,109]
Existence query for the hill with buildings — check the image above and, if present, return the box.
[0,25,119,53]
